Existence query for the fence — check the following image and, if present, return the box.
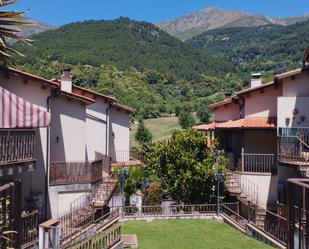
[39,210,120,249]
[0,129,35,164]
[278,127,309,165]
[21,210,39,248]
[121,203,239,218]
[49,159,106,185]
[242,154,276,173]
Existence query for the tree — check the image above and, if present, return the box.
[144,129,228,203]
[178,111,196,129]
[197,101,212,123]
[0,0,30,63]
[135,120,152,144]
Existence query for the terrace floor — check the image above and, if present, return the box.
[122,219,273,249]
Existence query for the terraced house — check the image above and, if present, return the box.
[194,49,309,242]
[0,67,134,248]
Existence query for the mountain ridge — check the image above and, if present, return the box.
[155,7,309,40]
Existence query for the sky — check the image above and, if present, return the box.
[7,0,309,26]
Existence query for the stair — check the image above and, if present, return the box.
[225,172,241,195]
[225,171,266,229]
[92,178,118,208]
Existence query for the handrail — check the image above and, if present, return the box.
[230,172,259,204]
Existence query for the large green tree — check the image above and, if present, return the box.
[135,120,153,145]
[144,129,227,204]
[178,111,196,129]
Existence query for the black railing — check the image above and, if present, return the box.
[0,129,35,165]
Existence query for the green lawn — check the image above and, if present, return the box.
[130,116,181,148]
[122,220,273,249]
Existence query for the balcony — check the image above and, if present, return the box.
[49,157,110,185]
[278,127,309,166]
[0,129,36,176]
[111,150,142,167]
[227,152,276,174]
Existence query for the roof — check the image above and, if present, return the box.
[234,81,274,96]
[52,79,134,112]
[193,122,216,131]
[2,67,59,87]
[194,117,277,131]
[112,102,136,113]
[208,97,234,109]
[303,47,309,64]
[1,67,95,104]
[274,68,303,82]
[72,85,116,102]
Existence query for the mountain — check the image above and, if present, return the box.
[282,13,309,25]
[13,18,240,118]
[155,7,285,41]
[20,19,56,37]
[187,19,309,77]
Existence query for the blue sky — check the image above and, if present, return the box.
[7,0,309,25]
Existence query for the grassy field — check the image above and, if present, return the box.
[130,116,181,148]
[122,220,273,249]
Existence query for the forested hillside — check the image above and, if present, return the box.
[13,17,243,118]
[187,20,309,80]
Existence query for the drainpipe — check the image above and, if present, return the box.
[45,86,60,220]
[105,102,112,160]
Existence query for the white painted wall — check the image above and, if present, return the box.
[109,108,130,162]
[244,174,278,206]
[50,95,86,162]
[278,97,309,128]
[86,99,108,161]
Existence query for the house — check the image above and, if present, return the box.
[0,66,134,248]
[194,48,309,214]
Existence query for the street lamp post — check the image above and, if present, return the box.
[118,167,128,219]
[214,169,224,216]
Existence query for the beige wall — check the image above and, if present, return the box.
[213,102,239,121]
[109,108,130,162]
[50,95,86,162]
[244,85,282,118]
[86,99,108,161]
[244,130,277,154]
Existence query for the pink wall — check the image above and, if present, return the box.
[244,84,282,118]
[213,102,239,121]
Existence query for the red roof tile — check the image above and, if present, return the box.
[194,117,276,131]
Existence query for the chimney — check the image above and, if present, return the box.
[251,73,262,88]
[60,69,72,93]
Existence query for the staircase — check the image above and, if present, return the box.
[225,171,266,228]
[92,178,118,208]
[59,177,118,236]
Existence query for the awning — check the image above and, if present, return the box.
[0,87,50,128]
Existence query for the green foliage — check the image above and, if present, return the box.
[115,166,144,205]
[144,182,163,206]
[12,18,241,118]
[178,111,196,129]
[135,121,153,145]
[197,100,212,123]
[188,20,309,76]
[144,129,228,203]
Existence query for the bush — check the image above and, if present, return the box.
[178,111,196,129]
[144,182,163,206]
